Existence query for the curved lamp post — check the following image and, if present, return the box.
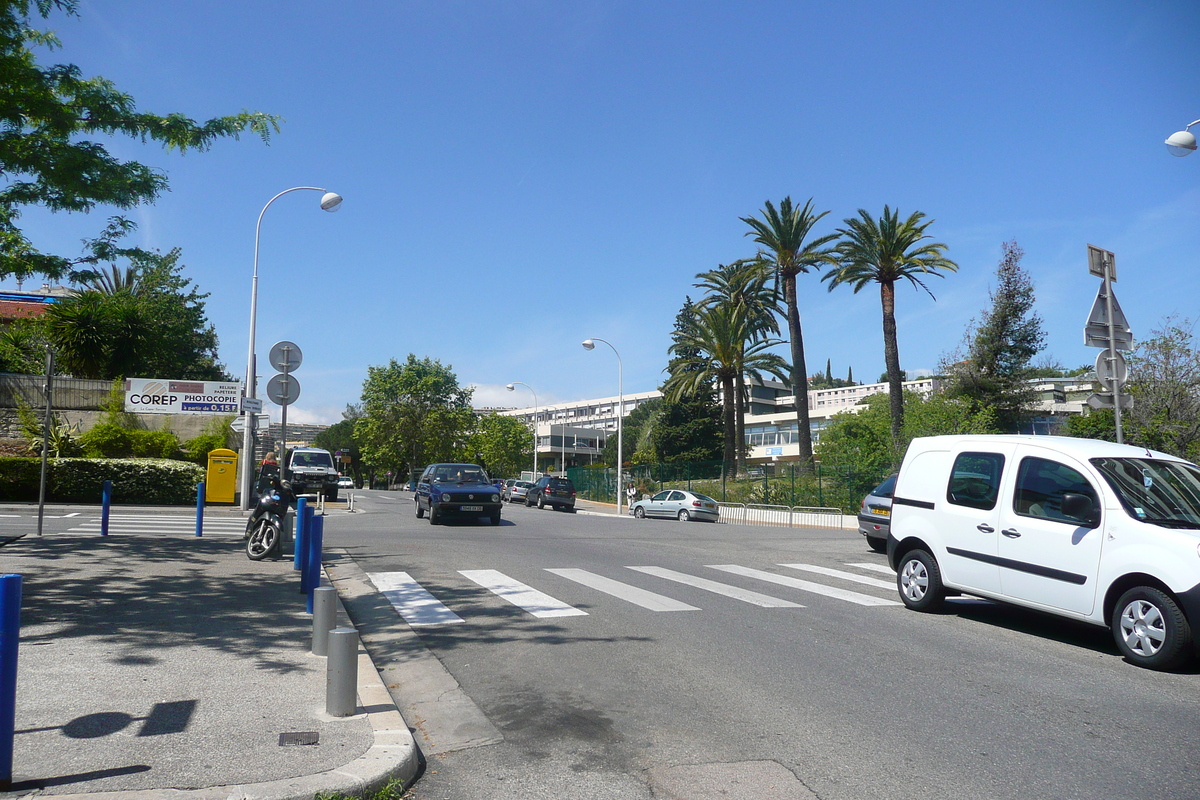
[1165,120,1199,157]
[582,337,623,515]
[506,382,538,477]
[239,187,343,509]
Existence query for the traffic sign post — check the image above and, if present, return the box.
[268,342,303,470]
[1084,245,1132,443]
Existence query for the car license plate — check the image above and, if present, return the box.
[461,505,482,512]
[870,506,890,516]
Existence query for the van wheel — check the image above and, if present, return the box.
[415,500,424,519]
[897,549,944,612]
[1112,587,1192,670]
[866,535,887,554]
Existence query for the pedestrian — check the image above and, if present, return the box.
[626,482,636,506]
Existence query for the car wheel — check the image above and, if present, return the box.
[491,513,501,526]
[429,505,440,525]
[866,535,887,554]
[634,507,646,519]
[897,549,944,612]
[677,509,690,522]
[537,495,545,510]
[326,489,338,503]
[525,495,533,507]
[1112,586,1193,670]
[415,499,424,519]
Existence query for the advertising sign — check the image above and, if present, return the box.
[124,378,244,415]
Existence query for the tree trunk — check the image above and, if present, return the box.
[735,369,746,474]
[721,373,737,472]
[880,279,904,444]
[785,273,814,474]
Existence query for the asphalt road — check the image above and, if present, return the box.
[325,490,1200,800]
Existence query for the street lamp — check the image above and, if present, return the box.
[1165,120,1199,157]
[506,382,538,477]
[239,186,343,509]
[582,337,623,515]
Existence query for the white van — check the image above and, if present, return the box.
[888,435,1200,670]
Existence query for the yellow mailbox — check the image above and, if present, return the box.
[205,448,239,504]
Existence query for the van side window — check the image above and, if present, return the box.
[946,452,1005,510]
[1014,457,1099,527]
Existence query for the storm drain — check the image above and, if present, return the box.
[278,731,320,746]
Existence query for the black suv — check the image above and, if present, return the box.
[414,463,502,525]
[526,476,576,511]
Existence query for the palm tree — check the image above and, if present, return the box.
[741,198,839,473]
[694,259,780,472]
[664,303,789,470]
[825,206,958,441]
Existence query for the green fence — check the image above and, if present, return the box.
[567,461,891,514]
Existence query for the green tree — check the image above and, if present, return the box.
[468,414,533,479]
[942,241,1045,431]
[741,197,839,473]
[355,355,475,477]
[313,418,364,486]
[0,0,280,281]
[652,298,722,464]
[600,397,661,467]
[825,206,958,442]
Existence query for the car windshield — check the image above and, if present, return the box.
[291,452,332,468]
[1091,457,1200,529]
[433,467,488,483]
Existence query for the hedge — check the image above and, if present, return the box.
[0,457,205,504]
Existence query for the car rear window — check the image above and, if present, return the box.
[549,479,573,489]
[870,474,897,498]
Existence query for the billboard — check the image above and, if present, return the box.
[124,378,244,415]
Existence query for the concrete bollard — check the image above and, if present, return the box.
[326,627,358,717]
[312,586,336,656]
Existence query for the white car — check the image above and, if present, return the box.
[338,477,353,489]
[889,434,1200,670]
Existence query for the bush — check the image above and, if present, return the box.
[181,431,231,464]
[0,457,204,504]
[79,423,134,458]
[0,457,43,500]
[130,429,181,459]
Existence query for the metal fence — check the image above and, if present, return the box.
[0,373,112,410]
[715,503,844,529]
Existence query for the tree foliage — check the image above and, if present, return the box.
[600,397,661,467]
[467,413,533,479]
[941,241,1045,431]
[651,298,723,464]
[0,0,280,280]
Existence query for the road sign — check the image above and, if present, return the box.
[240,396,263,413]
[230,413,270,433]
[1084,284,1133,350]
[268,341,303,372]
[1087,393,1133,411]
[1095,350,1128,390]
[1087,244,1116,281]
[266,373,301,406]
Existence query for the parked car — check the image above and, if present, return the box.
[505,480,534,503]
[889,434,1200,670]
[414,463,502,525]
[630,489,720,522]
[284,447,340,501]
[858,473,897,553]
[338,476,354,489]
[526,476,576,511]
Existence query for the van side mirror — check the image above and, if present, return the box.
[1061,492,1098,526]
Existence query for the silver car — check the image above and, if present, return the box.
[630,489,720,522]
[858,473,897,553]
[504,480,534,503]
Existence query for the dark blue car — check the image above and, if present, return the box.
[414,463,503,525]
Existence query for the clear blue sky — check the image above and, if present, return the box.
[11,0,1199,424]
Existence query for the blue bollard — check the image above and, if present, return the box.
[306,516,324,614]
[293,497,308,573]
[195,482,205,538]
[100,479,112,536]
[0,573,22,790]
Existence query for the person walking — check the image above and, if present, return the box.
[626,482,637,508]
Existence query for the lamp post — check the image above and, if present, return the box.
[506,382,538,477]
[238,187,343,510]
[582,338,623,515]
[1165,120,1199,157]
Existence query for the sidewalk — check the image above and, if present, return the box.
[0,521,418,799]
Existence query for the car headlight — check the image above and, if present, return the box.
[492,494,500,503]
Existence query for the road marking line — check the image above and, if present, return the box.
[458,569,588,618]
[846,562,896,575]
[706,565,901,607]
[369,571,465,626]
[779,564,897,590]
[62,512,80,517]
[627,566,803,608]
[545,568,700,612]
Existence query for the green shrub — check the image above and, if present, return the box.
[181,431,231,464]
[0,457,42,501]
[79,423,134,458]
[0,457,203,504]
[129,428,181,459]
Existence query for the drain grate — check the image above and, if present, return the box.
[278,731,320,746]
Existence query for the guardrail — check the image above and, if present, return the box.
[717,503,843,530]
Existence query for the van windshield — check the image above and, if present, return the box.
[1090,457,1200,529]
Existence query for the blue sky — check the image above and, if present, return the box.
[11,0,1199,424]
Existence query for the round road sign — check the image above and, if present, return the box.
[268,341,303,372]
[266,373,301,406]
[1095,350,1128,390]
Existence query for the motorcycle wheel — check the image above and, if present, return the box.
[246,519,280,561]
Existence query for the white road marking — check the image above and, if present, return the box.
[846,562,897,576]
[627,566,803,608]
[62,512,80,517]
[369,571,465,626]
[545,568,700,612]
[779,564,897,590]
[706,565,901,607]
[459,569,587,618]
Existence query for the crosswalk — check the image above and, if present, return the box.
[369,562,901,627]
[65,514,248,537]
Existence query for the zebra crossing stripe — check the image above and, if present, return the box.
[459,569,587,618]
[369,571,465,626]
[706,565,901,607]
[544,569,700,612]
[627,566,803,608]
[779,564,897,590]
[847,562,896,576]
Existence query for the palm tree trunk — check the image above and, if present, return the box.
[880,279,904,443]
[721,373,737,471]
[785,274,814,474]
[735,369,746,474]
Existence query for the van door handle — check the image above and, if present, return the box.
[1001,528,1021,538]
[977,524,994,533]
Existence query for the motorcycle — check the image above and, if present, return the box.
[245,477,295,561]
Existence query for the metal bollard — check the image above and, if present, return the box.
[100,479,112,536]
[325,627,358,717]
[293,497,309,572]
[195,482,205,537]
[0,574,22,790]
[305,516,324,614]
[312,586,336,656]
